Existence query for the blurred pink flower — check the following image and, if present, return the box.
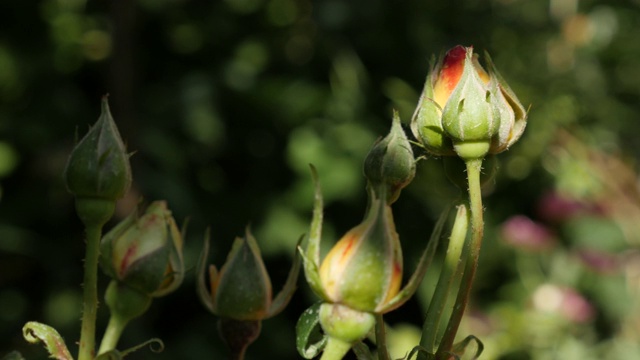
[576,248,620,274]
[501,215,556,252]
[532,284,595,324]
[536,191,598,223]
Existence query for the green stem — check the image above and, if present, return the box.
[437,158,484,356]
[97,315,128,355]
[75,198,115,360]
[78,224,103,360]
[420,203,469,354]
[320,337,352,360]
[375,314,391,360]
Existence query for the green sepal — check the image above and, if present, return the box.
[196,228,215,313]
[377,203,449,313]
[411,56,456,157]
[296,302,327,359]
[22,322,73,360]
[303,165,329,300]
[267,234,303,318]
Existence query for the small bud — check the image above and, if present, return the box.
[364,111,416,204]
[197,228,301,321]
[411,46,527,161]
[64,96,131,201]
[209,229,272,320]
[100,201,185,297]
[319,193,402,313]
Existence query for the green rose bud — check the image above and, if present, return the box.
[364,111,416,204]
[197,228,301,321]
[64,96,132,225]
[100,201,185,297]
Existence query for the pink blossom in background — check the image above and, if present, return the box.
[536,191,597,223]
[501,215,557,252]
[576,248,620,274]
[532,284,595,324]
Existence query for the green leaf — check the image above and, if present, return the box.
[296,301,327,359]
[22,322,73,360]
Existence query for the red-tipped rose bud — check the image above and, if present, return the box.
[100,201,185,297]
[411,45,527,161]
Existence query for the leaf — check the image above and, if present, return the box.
[22,322,73,360]
[296,301,327,359]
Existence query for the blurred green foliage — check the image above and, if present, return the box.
[2,0,640,359]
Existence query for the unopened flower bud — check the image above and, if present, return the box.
[198,228,301,321]
[100,201,185,297]
[364,111,416,204]
[411,46,527,161]
[319,193,402,313]
[64,97,131,216]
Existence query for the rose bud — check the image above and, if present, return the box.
[197,227,301,321]
[364,111,416,204]
[64,96,132,225]
[411,45,527,161]
[99,200,185,297]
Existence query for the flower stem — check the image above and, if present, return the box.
[420,203,469,354]
[437,158,484,356]
[320,337,352,360]
[78,223,103,360]
[375,314,391,360]
[97,314,128,355]
[75,198,115,360]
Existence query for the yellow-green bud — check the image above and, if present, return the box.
[319,192,402,313]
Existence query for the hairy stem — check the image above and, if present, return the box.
[437,158,484,356]
[78,224,102,360]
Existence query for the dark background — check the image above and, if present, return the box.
[2,0,640,359]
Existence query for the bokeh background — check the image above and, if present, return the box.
[2,0,640,359]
